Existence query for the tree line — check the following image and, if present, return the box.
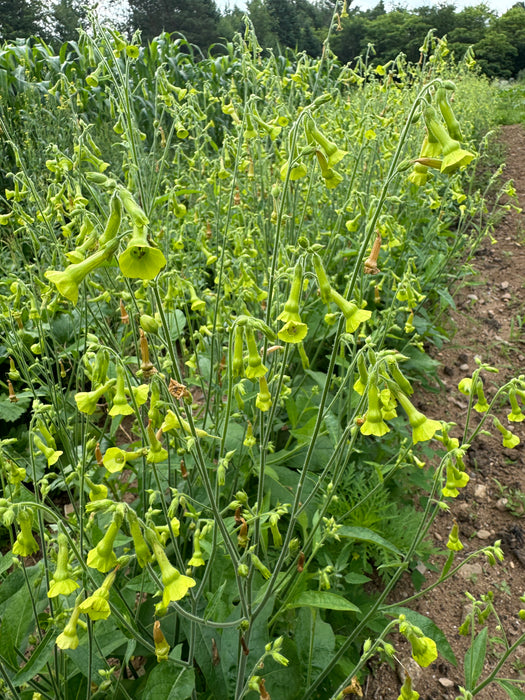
[2,0,525,78]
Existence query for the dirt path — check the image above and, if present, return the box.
[366,125,525,699]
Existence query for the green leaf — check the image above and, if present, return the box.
[143,662,195,700]
[465,627,487,688]
[338,526,402,556]
[496,680,525,700]
[288,590,360,613]
[387,607,457,666]
[344,572,371,585]
[165,310,187,341]
[0,551,14,576]
[13,626,56,687]
[295,608,335,675]
[0,393,31,422]
[0,567,42,664]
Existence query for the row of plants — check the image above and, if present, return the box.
[0,18,523,700]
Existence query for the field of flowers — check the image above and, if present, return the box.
[0,19,523,700]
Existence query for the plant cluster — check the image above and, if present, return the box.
[0,19,523,700]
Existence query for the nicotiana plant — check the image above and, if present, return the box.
[0,17,523,700]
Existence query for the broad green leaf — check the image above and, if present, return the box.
[338,526,402,556]
[465,627,487,688]
[0,551,14,576]
[387,606,457,666]
[295,608,335,676]
[143,662,195,700]
[0,565,43,665]
[288,590,360,613]
[13,626,56,687]
[496,680,525,700]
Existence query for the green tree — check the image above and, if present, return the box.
[51,0,88,44]
[474,29,517,77]
[495,3,525,74]
[0,0,46,41]
[128,0,220,50]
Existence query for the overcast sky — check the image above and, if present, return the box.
[218,0,519,13]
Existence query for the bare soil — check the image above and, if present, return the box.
[365,125,525,699]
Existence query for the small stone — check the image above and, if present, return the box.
[439,678,455,688]
[519,354,525,362]
[502,293,512,301]
[474,484,488,500]
[467,294,478,301]
[435,532,443,542]
[476,529,492,540]
[501,281,509,290]
[459,562,483,579]
[487,309,494,318]
[460,363,469,371]
[496,497,509,511]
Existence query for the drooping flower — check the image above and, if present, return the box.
[244,328,268,379]
[118,225,166,280]
[256,376,272,412]
[442,460,469,498]
[48,533,79,598]
[78,570,117,621]
[330,289,372,333]
[187,530,205,568]
[398,617,438,668]
[397,674,420,700]
[507,389,525,423]
[277,320,308,344]
[446,521,464,551]
[56,602,81,650]
[424,105,474,175]
[45,240,118,305]
[473,378,490,413]
[33,434,63,467]
[148,535,196,607]
[126,509,152,568]
[436,86,463,141]
[232,325,245,377]
[86,507,124,573]
[396,392,442,444]
[313,253,332,304]
[305,116,347,168]
[493,417,520,449]
[109,365,135,417]
[353,353,368,395]
[12,508,39,557]
[75,379,116,415]
[146,422,168,464]
[360,383,390,437]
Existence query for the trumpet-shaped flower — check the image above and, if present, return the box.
[360,384,390,437]
[86,508,124,572]
[306,117,347,168]
[146,422,168,464]
[127,510,152,567]
[442,460,470,498]
[160,411,217,439]
[399,617,438,668]
[109,365,135,417]
[277,320,308,344]
[353,353,368,395]
[256,376,272,412]
[493,417,520,449]
[12,509,39,557]
[149,537,196,606]
[118,225,166,280]
[187,530,205,567]
[508,389,525,422]
[75,379,116,415]
[33,434,63,467]
[313,253,332,304]
[330,289,372,333]
[473,379,489,413]
[277,263,303,324]
[397,674,420,700]
[48,533,79,598]
[396,392,442,444]
[103,447,144,474]
[78,570,117,620]
[424,106,474,175]
[45,240,118,305]
[446,521,464,551]
[56,603,81,650]
[244,327,268,379]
